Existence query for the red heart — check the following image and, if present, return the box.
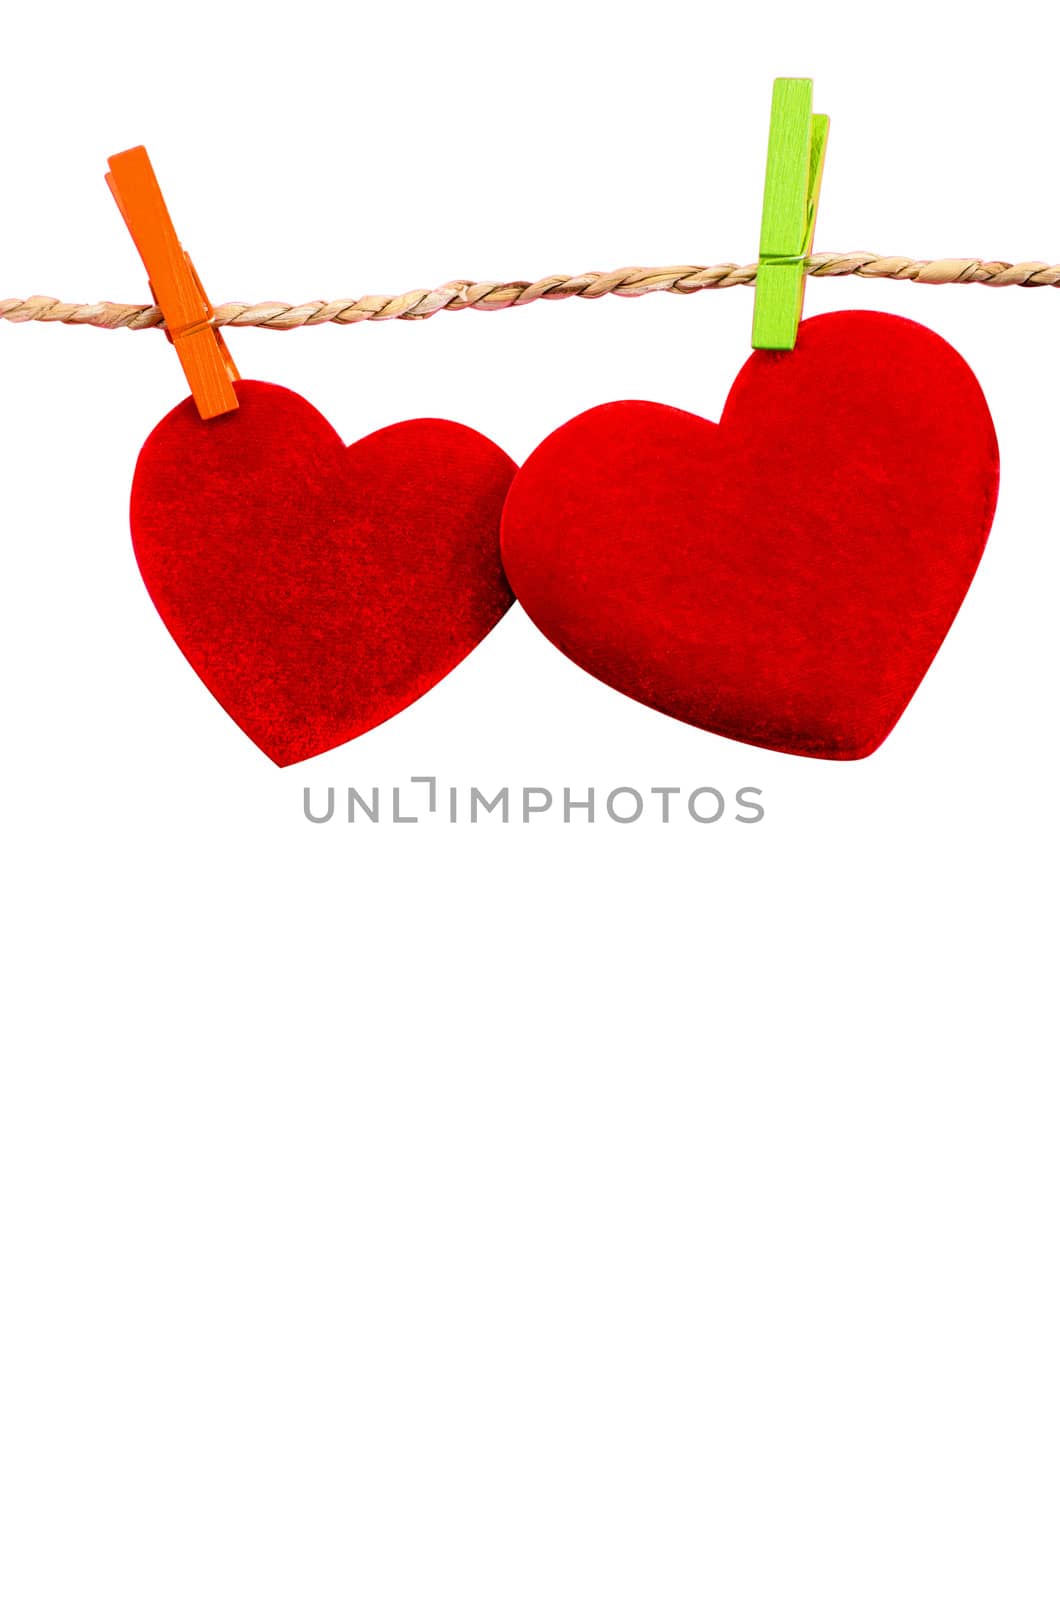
[501,311,999,759]
[131,381,516,765]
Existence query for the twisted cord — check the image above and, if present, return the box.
[2,252,1058,332]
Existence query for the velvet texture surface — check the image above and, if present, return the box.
[131,381,516,765]
[501,311,1000,759]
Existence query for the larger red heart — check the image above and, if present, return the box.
[501,311,999,759]
[131,380,516,765]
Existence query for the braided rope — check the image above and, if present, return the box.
[2,253,1058,332]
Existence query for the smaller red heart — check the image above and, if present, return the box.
[501,311,1000,759]
[131,381,516,765]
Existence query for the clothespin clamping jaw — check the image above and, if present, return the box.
[106,146,240,419]
[751,78,829,351]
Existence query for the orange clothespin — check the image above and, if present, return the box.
[106,146,239,419]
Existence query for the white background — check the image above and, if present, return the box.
[1,8,1057,1598]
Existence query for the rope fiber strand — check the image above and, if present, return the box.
[2,253,1058,332]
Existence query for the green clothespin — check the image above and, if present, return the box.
[751,78,830,350]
